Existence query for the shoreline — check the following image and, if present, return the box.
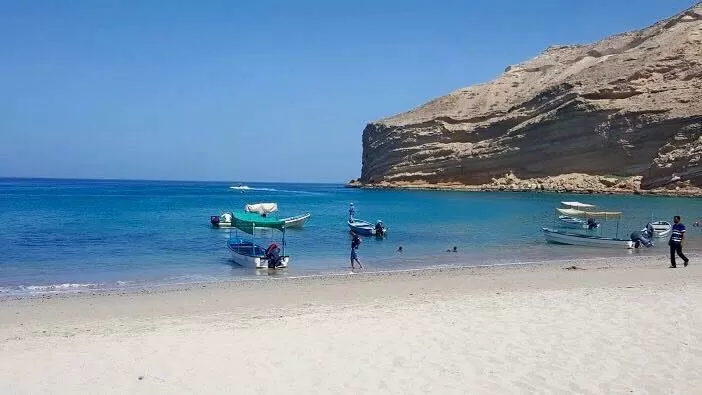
[345,182,702,197]
[0,253,675,301]
[1,254,700,393]
[0,254,686,311]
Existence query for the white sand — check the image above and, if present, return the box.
[1,256,701,394]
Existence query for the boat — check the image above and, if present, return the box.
[557,202,599,229]
[544,207,633,248]
[542,228,634,248]
[642,221,672,238]
[212,203,311,229]
[226,211,289,269]
[282,212,311,228]
[348,219,387,236]
[210,212,233,228]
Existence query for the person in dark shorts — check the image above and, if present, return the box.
[350,231,363,269]
[669,215,689,268]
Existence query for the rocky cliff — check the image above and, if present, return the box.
[359,3,702,192]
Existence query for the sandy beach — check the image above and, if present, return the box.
[1,256,701,394]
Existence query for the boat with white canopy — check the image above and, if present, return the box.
[557,201,599,229]
[543,207,634,248]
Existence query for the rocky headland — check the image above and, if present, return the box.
[354,3,702,196]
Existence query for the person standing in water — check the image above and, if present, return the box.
[350,231,363,269]
[348,203,356,221]
[669,215,689,268]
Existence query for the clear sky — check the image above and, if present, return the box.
[0,0,695,182]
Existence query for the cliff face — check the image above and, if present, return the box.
[360,3,702,190]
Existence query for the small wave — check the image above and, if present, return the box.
[20,283,104,293]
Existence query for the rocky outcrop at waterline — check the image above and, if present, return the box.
[346,172,702,197]
[357,3,702,194]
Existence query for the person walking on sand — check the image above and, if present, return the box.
[669,215,689,268]
[350,231,363,269]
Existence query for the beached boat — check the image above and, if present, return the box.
[227,211,289,269]
[642,221,672,238]
[544,207,633,248]
[282,212,310,228]
[542,228,634,248]
[348,219,387,236]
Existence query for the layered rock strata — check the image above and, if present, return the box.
[358,3,702,193]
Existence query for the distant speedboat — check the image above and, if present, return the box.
[348,219,387,236]
[230,183,250,192]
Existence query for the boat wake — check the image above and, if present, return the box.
[228,185,320,195]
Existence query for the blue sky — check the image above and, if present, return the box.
[0,0,695,182]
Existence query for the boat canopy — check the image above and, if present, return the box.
[245,203,278,215]
[560,201,596,209]
[556,208,623,220]
[232,211,286,234]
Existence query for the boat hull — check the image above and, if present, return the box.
[227,239,289,269]
[542,228,633,249]
[283,213,310,228]
[212,221,233,228]
[348,219,386,236]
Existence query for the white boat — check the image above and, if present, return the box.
[348,219,387,236]
[227,238,290,269]
[282,212,310,228]
[545,207,632,248]
[557,202,601,229]
[542,228,634,248]
[642,221,672,238]
[213,203,310,229]
[227,211,290,269]
[210,212,233,228]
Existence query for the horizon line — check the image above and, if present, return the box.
[0,176,349,185]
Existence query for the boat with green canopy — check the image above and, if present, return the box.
[227,211,289,269]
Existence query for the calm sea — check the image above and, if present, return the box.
[0,178,699,295]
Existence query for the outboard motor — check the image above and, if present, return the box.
[375,220,385,237]
[210,215,220,227]
[265,243,282,268]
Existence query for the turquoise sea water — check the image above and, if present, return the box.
[0,178,699,295]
